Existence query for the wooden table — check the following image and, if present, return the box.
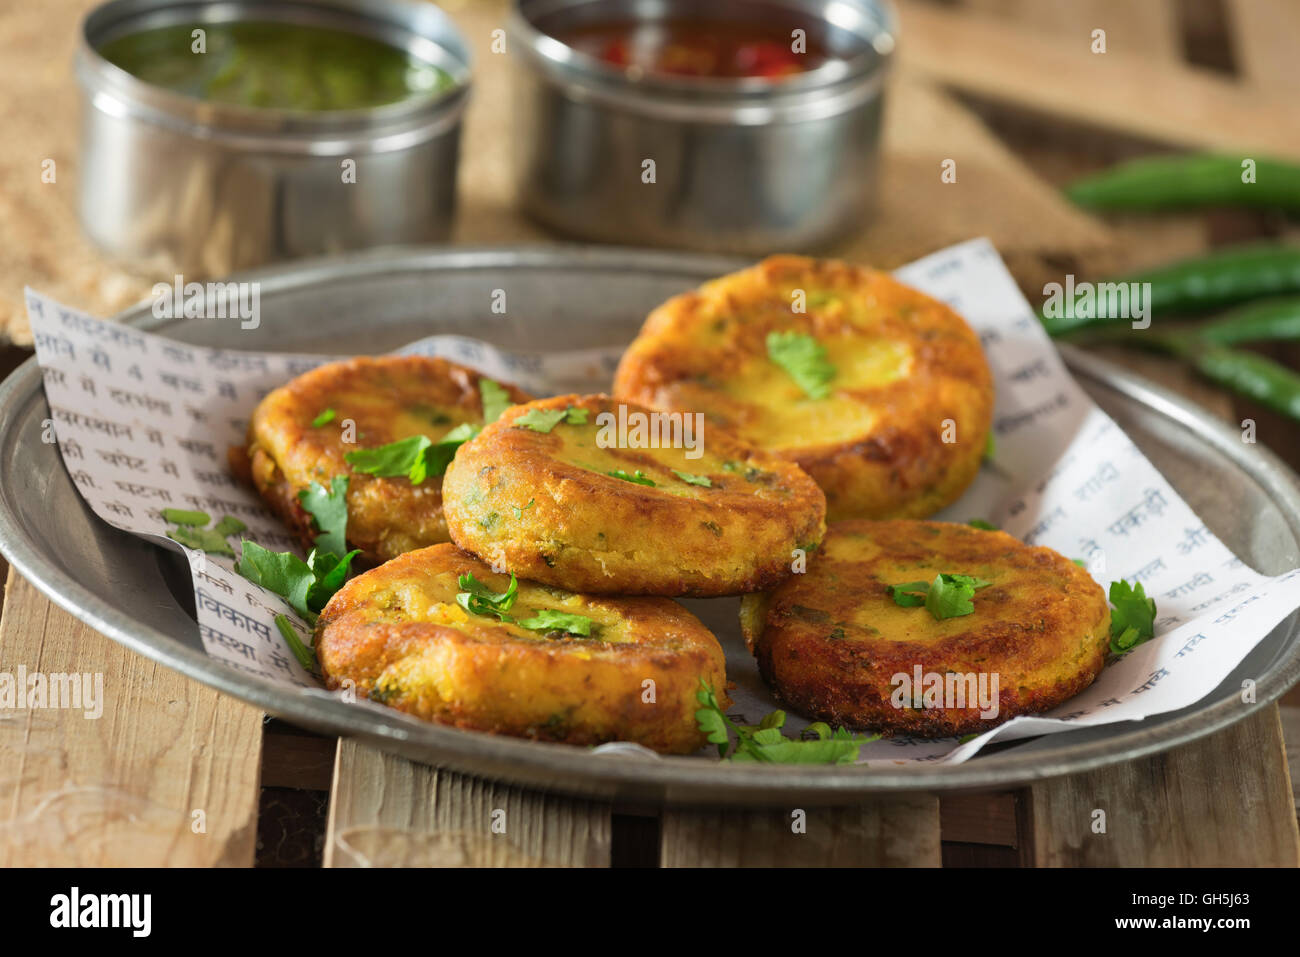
[1,0,1298,867]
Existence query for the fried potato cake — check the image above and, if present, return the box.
[613,256,995,522]
[441,394,826,597]
[238,356,530,565]
[315,544,729,753]
[740,520,1110,737]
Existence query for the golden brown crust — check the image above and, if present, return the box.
[613,255,995,521]
[441,393,827,597]
[741,520,1111,737]
[242,356,530,565]
[315,544,729,753]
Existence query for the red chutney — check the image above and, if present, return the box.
[557,18,831,80]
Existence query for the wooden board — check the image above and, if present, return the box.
[893,0,1300,161]
[1228,0,1300,88]
[838,75,1117,289]
[660,796,941,867]
[1024,707,1300,866]
[323,739,612,867]
[0,571,264,866]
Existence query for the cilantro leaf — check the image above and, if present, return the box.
[512,498,535,520]
[672,469,712,488]
[479,379,512,423]
[454,570,594,639]
[163,510,247,556]
[305,548,361,614]
[311,408,336,428]
[608,468,656,486]
[456,571,519,621]
[297,476,348,556]
[236,538,358,625]
[967,518,999,531]
[166,524,234,556]
[346,435,427,477]
[514,406,588,433]
[926,574,977,619]
[213,515,247,537]
[887,573,992,620]
[766,330,835,399]
[274,614,316,672]
[886,580,931,607]
[694,680,877,764]
[516,608,593,637]
[1108,579,1157,654]
[417,423,479,480]
[237,540,316,622]
[345,425,479,484]
[162,508,210,526]
[983,431,996,461]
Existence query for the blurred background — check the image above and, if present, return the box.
[1,0,1297,476]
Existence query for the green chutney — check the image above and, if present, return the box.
[98,20,456,111]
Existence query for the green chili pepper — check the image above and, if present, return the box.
[1066,154,1300,213]
[1166,341,1300,422]
[1040,244,1300,336]
[1189,297,1300,346]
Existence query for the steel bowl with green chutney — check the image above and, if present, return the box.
[77,0,471,275]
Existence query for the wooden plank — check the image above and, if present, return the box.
[1025,706,1300,866]
[963,0,1180,61]
[0,571,264,866]
[839,75,1116,291]
[893,0,1300,161]
[1281,703,1300,821]
[324,738,612,867]
[1228,0,1300,88]
[660,797,941,867]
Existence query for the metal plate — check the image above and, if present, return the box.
[2,245,1298,806]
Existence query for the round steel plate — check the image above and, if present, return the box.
[1,245,1298,805]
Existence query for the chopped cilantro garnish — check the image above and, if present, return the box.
[1108,579,1157,654]
[609,469,656,486]
[887,573,992,620]
[456,571,518,621]
[967,518,999,531]
[983,431,996,461]
[297,476,348,556]
[514,406,588,432]
[516,608,593,637]
[311,408,336,428]
[166,524,234,556]
[512,498,535,520]
[345,424,479,484]
[479,379,512,423]
[164,511,246,556]
[515,408,565,432]
[766,330,835,399]
[236,538,359,624]
[519,406,587,431]
[696,681,877,764]
[455,571,593,637]
[237,541,316,621]
[274,614,316,672]
[306,547,361,613]
[213,515,247,537]
[672,469,712,488]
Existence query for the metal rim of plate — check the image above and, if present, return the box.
[2,244,1299,806]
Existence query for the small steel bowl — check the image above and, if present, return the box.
[509,0,896,254]
[76,0,471,276]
